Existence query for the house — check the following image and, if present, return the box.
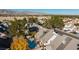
[50,29,79,50]
[50,34,79,50]
[63,23,77,33]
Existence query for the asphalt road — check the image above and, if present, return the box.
[55,28,79,40]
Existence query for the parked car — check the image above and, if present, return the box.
[29,26,39,32]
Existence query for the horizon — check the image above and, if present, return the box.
[12,9,79,15]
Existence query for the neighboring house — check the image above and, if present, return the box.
[50,34,79,50]
[37,19,45,24]
[50,29,79,50]
[35,28,79,50]
[63,23,77,33]
[44,31,58,45]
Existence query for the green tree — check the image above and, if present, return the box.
[8,20,18,36]
[51,16,64,29]
[8,18,27,37]
[28,16,38,24]
[43,16,64,29]
[43,19,52,29]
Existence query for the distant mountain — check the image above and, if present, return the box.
[0,9,49,15]
[0,9,79,16]
[0,9,15,14]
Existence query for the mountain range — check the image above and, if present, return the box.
[0,9,49,15]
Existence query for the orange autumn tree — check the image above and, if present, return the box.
[8,18,29,50]
[10,36,29,50]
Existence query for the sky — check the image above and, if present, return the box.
[13,9,79,15]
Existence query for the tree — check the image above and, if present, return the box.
[22,17,27,25]
[51,16,64,29]
[43,19,52,29]
[43,16,64,29]
[8,18,27,37]
[28,16,38,24]
[10,36,29,50]
[8,19,18,36]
